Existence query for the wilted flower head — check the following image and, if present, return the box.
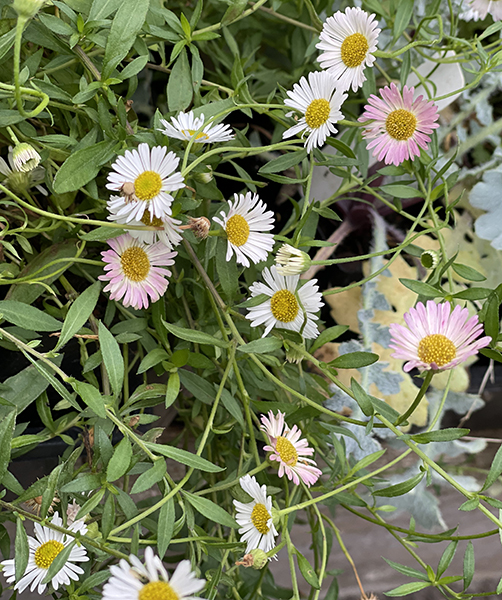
[181,216,211,240]
[12,143,41,172]
[0,147,46,195]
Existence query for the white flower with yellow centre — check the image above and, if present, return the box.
[1,512,88,595]
[106,144,185,223]
[282,71,347,152]
[102,547,205,600]
[245,266,323,339]
[213,192,275,268]
[233,475,278,556]
[159,110,235,144]
[316,7,380,92]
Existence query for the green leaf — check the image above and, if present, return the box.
[178,369,216,405]
[107,437,133,482]
[453,288,492,300]
[384,559,428,581]
[167,48,193,111]
[350,449,386,475]
[482,443,502,491]
[157,496,175,556]
[393,0,413,40]
[121,54,149,79]
[183,491,238,528]
[216,237,239,302]
[309,325,349,354]
[163,320,228,348]
[56,282,101,349]
[410,428,469,444]
[165,371,180,408]
[0,300,62,332]
[131,459,166,494]
[463,542,474,589]
[38,13,75,36]
[0,410,16,482]
[399,278,443,298]
[325,138,356,158]
[259,150,308,174]
[381,184,422,199]
[0,30,16,62]
[329,351,379,369]
[101,492,115,540]
[14,517,29,583]
[451,263,486,282]
[60,473,103,493]
[53,141,116,193]
[80,226,122,242]
[437,541,458,578]
[220,388,244,427]
[296,551,320,589]
[351,379,374,417]
[374,472,424,497]
[459,497,479,511]
[384,582,431,596]
[99,321,124,397]
[75,488,106,521]
[72,380,107,418]
[484,292,500,344]
[137,348,170,374]
[238,338,283,354]
[145,442,224,472]
[42,541,77,584]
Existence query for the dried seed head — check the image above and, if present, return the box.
[184,216,211,239]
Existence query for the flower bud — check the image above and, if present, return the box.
[420,249,439,270]
[193,166,213,184]
[276,244,312,276]
[12,142,41,172]
[12,0,45,19]
[285,344,304,364]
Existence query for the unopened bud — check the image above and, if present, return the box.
[193,166,213,184]
[12,143,41,172]
[285,344,304,365]
[182,216,210,240]
[276,244,312,276]
[420,249,439,270]
[12,0,45,19]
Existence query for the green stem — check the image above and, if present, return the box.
[394,371,434,427]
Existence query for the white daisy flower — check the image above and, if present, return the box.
[12,142,41,172]
[159,110,235,144]
[106,143,185,223]
[1,512,88,595]
[466,0,502,20]
[107,196,183,249]
[213,192,275,268]
[245,266,323,339]
[102,547,205,600]
[233,475,278,556]
[275,244,312,276]
[316,7,380,93]
[282,71,347,152]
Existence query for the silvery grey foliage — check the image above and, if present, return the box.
[469,165,502,249]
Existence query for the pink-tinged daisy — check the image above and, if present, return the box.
[233,475,278,556]
[358,83,439,166]
[467,0,502,20]
[213,192,275,267]
[260,410,322,487]
[245,266,323,339]
[159,110,235,144]
[99,233,176,310]
[102,547,205,600]
[282,71,347,152]
[106,143,185,223]
[389,300,491,372]
[316,7,380,92]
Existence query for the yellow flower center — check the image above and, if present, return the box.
[251,503,271,535]
[140,212,164,227]
[34,540,64,569]
[270,289,299,323]
[186,129,209,141]
[417,334,456,367]
[341,33,369,68]
[385,109,417,141]
[276,435,298,466]
[120,246,150,282]
[134,171,162,201]
[305,98,331,129]
[138,581,179,600]
[225,214,250,246]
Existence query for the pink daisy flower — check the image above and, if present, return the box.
[389,301,491,373]
[99,233,176,310]
[260,410,322,487]
[358,83,439,166]
[468,0,502,20]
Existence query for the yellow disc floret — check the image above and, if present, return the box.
[251,503,271,534]
[341,33,369,68]
[134,171,163,201]
[34,540,64,569]
[225,214,250,246]
[305,99,331,129]
[417,334,456,367]
[138,581,179,600]
[186,129,210,141]
[276,436,298,466]
[140,213,164,227]
[120,246,150,282]
[385,109,417,141]
[270,290,299,323]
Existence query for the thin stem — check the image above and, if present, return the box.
[394,371,434,427]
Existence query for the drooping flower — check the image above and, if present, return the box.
[466,0,502,20]
[99,233,176,310]
[1,512,88,595]
[389,300,491,372]
[316,7,380,92]
[0,147,46,195]
[358,83,439,166]
[282,71,347,152]
[107,198,183,249]
[12,143,41,172]
[260,411,322,486]
[233,475,278,556]
[245,266,323,339]
[213,192,275,268]
[102,547,205,600]
[275,244,312,276]
[106,144,185,223]
[159,110,235,144]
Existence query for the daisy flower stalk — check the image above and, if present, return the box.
[260,410,322,486]
[282,71,347,152]
[358,83,439,166]
[233,475,278,556]
[106,143,185,223]
[467,0,502,20]
[1,512,88,595]
[159,110,235,144]
[99,233,177,310]
[213,192,275,267]
[245,266,323,339]
[102,547,205,600]
[316,7,380,92]
[389,300,491,373]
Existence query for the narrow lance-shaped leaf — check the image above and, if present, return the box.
[56,282,101,350]
[98,321,124,398]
